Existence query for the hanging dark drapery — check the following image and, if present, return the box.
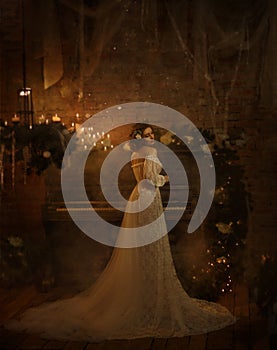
[27,0,63,89]
[58,0,131,100]
[24,0,275,113]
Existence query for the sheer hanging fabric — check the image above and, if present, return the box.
[5,147,236,341]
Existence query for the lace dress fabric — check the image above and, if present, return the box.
[5,151,236,341]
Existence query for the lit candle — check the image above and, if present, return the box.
[46,119,49,124]
[52,114,61,122]
[103,138,111,147]
[4,121,8,126]
[11,114,20,123]
[39,114,45,124]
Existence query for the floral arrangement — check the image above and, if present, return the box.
[170,127,249,301]
[0,234,55,290]
[131,129,143,140]
[0,122,71,175]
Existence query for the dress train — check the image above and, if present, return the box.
[5,150,236,341]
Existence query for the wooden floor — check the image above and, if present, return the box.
[0,283,271,350]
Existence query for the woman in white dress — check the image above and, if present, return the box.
[5,124,236,341]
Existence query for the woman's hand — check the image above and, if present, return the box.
[164,175,170,183]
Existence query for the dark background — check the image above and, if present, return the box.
[0,0,276,295]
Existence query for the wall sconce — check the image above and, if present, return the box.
[17,87,34,127]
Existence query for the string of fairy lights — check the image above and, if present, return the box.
[75,126,114,152]
[172,134,248,299]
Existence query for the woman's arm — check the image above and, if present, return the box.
[143,156,169,187]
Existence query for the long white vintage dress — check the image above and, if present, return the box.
[5,149,236,341]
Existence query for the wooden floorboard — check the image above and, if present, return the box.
[206,327,233,350]
[0,285,38,324]
[0,327,28,350]
[165,337,189,350]
[94,339,130,350]
[62,341,89,350]
[42,339,67,349]
[0,284,272,350]
[126,337,153,350]
[150,338,167,350]
[187,334,207,350]
[18,334,48,350]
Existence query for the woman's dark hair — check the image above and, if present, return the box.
[130,123,153,139]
